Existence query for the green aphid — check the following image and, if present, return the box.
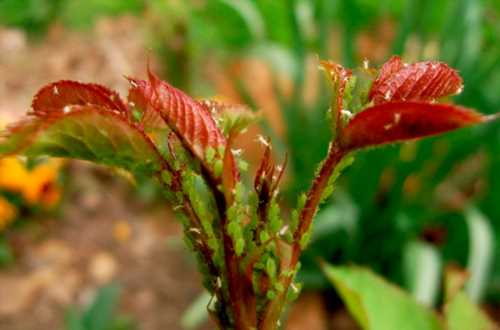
[266,258,277,279]
[290,209,299,233]
[259,231,270,244]
[214,159,223,177]
[286,283,302,302]
[267,201,282,234]
[235,182,245,202]
[266,290,276,300]
[227,221,240,238]
[299,229,312,249]
[217,145,225,157]
[132,109,143,122]
[238,160,248,172]
[297,193,307,210]
[274,282,284,293]
[161,171,172,185]
[235,238,245,256]
[205,147,216,164]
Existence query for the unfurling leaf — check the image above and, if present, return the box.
[320,60,352,132]
[346,67,377,114]
[368,56,463,105]
[254,140,287,202]
[200,99,257,137]
[339,102,487,150]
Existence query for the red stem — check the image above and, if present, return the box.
[210,176,256,329]
[293,142,346,250]
[259,143,347,329]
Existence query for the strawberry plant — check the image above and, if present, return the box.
[0,57,494,329]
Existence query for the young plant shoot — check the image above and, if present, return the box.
[0,57,492,329]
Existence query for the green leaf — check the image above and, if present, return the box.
[446,292,496,330]
[83,284,121,330]
[0,107,163,176]
[445,267,496,330]
[180,291,211,330]
[218,0,265,40]
[64,307,85,330]
[108,316,137,330]
[61,0,143,29]
[322,264,442,330]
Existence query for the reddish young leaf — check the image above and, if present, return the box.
[32,80,128,116]
[127,70,235,181]
[0,80,169,176]
[339,101,487,150]
[254,141,273,199]
[254,139,287,201]
[369,56,463,104]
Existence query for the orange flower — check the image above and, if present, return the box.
[0,157,30,192]
[0,196,16,231]
[22,160,63,208]
[0,156,63,208]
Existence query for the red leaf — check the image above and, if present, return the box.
[254,141,273,195]
[339,101,487,150]
[32,81,127,116]
[369,56,463,104]
[254,139,287,199]
[128,70,236,182]
[127,77,165,127]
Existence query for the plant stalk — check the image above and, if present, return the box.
[259,142,347,329]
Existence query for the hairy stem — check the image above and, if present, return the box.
[293,142,346,260]
[259,142,347,329]
[209,175,256,329]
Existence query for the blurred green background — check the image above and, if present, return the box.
[0,0,499,327]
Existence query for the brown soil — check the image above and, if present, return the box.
[0,163,208,330]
